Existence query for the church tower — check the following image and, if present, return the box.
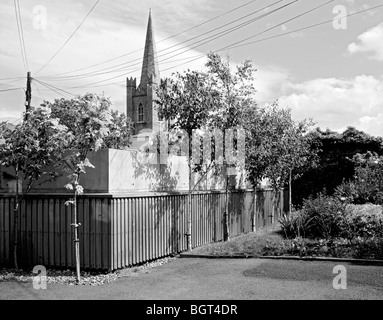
[126,11,160,135]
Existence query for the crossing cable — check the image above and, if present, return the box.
[33,81,46,101]
[158,0,337,72]
[0,87,24,93]
[219,0,335,51]
[38,0,292,84]
[13,0,29,72]
[0,79,25,87]
[52,1,383,90]
[60,0,320,86]
[228,2,383,50]
[39,0,282,80]
[39,0,286,81]
[0,76,25,81]
[35,1,381,91]
[155,0,297,66]
[35,0,101,75]
[34,79,75,98]
[36,0,260,78]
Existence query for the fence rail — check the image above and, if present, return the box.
[0,189,288,270]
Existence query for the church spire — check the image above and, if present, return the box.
[140,10,160,88]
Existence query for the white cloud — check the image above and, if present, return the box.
[347,23,383,61]
[254,65,291,106]
[279,75,383,137]
[357,113,383,137]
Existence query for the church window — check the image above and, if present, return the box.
[138,103,144,122]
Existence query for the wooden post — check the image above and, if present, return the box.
[25,71,31,121]
[252,189,257,232]
[289,169,292,215]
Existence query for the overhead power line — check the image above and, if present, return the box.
[13,0,29,72]
[0,76,25,81]
[0,87,24,93]
[229,2,383,50]
[38,0,290,82]
[33,81,45,101]
[47,0,302,87]
[33,0,304,89]
[35,0,101,75]
[34,79,75,98]
[220,0,335,51]
[32,1,382,93]
[37,0,261,78]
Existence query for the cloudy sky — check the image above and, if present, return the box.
[0,0,382,136]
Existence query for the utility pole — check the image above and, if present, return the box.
[25,71,31,121]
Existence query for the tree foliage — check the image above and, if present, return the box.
[335,151,383,204]
[44,93,132,281]
[293,127,383,206]
[156,64,218,250]
[0,107,69,268]
[242,101,316,190]
[44,93,132,151]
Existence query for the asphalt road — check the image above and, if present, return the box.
[1,258,383,300]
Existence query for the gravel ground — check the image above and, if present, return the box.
[0,257,176,286]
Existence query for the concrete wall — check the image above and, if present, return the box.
[0,148,251,194]
[108,148,189,193]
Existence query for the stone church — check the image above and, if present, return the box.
[126,11,161,135]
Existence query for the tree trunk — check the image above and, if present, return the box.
[224,166,230,242]
[74,174,81,283]
[289,169,292,215]
[13,169,19,269]
[187,163,192,251]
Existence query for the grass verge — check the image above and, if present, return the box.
[189,224,383,260]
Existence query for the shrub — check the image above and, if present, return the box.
[335,152,383,205]
[351,237,383,260]
[279,193,347,239]
[278,211,315,239]
[299,193,346,239]
[342,204,383,239]
[334,180,358,203]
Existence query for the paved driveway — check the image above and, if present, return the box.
[1,258,383,300]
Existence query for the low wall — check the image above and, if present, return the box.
[1,148,251,194]
[0,189,288,270]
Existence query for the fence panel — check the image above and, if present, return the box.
[0,189,287,270]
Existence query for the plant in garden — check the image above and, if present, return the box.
[300,193,346,239]
[292,127,383,206]
[102,109,132,150]
[342,204,383,240]
[0,107,69,268]
[278,211,315,239]
[45,93,129,282]
[334,152,383,205]
[205,52,256,241]
[156,67,218,251]
[242,101,317,215]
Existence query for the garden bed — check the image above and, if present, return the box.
[188,223,383,261]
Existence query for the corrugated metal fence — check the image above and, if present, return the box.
[0,189,287,270]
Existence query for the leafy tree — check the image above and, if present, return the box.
[293,127,383,206]
[156,69,218,251]
[102,109,132,149]
[242,102,316,213]
[0,107,68,268]
[335,151,383,204]
[45,93,131,282]
[205,52,256,241]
